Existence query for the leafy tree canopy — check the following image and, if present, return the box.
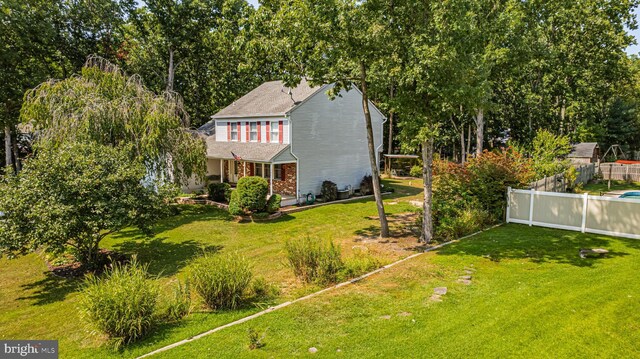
[20,57,206,183]
[0,142,175,267]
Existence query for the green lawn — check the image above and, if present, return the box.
[153,224,640,358]
[0,179,422,359]
[3,178,638,358]
[579,180,640,195]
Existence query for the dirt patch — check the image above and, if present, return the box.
[46,249,129,278]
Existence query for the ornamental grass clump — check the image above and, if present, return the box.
[189,253,253,310]
[285,237,344,284]
[79,259,158,349]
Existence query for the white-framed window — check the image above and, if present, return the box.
[231,122,238,141]
[264,164,271,179]
[250,122,258,142]
[274,164,282,180]
[255,164,262,177]
[270,121,279,143]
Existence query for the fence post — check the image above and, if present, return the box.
[506,187,512,223]
[581,193,588,233]
[529,188,535,226]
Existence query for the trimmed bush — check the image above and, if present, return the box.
[266,194,282,213]
[208,182,231,202]
[409,165,422,178]
[237,176,269,213]
[228,190,243,216]
[189,253,253,310]
[285,237,344,284]
[79,259,158,348]
[320,181,338,202]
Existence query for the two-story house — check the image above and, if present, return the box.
[192,79,386,206]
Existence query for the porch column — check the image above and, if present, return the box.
[270,163,274,196]
[220,159,224,182]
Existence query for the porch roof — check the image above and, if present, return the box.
[205,136,291,162]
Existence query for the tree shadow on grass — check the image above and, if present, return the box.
[382,180,423,199]
[434,224,631,267]
[17,273,79,306]
[111,238,223,277]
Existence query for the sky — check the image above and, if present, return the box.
[244,1,640,56]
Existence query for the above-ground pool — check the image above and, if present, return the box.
[619,191,640,199]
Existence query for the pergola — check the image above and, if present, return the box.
[383,154,420,177]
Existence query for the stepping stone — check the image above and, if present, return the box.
[464,269,474,274]
[458,279,472,285]
[459,275,472,280]
[309,347,318,354]
[379,315,391,320]
[434,287,448,295]
[429,294,442,302]
[397,312,412,317]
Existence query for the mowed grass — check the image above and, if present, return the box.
[155,224,640,358]
[580,180,640,195]
[0,179,422,359]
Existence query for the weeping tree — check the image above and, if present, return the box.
[20,56,206,183]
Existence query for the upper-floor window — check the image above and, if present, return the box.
[250,122,258,142]
[230,122,238,141]
[270,121,279,143]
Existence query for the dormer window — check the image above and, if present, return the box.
[270,122,279,143]
[231,123,238,141]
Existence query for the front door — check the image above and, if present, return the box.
[230,160,239,183]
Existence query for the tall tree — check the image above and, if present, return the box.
[20,57,206,183]
[263,0,392,237]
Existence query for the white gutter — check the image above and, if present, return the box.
[376,117,388,166]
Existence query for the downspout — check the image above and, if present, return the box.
[377,116,388,167]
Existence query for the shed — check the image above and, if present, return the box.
[568,142,600,164]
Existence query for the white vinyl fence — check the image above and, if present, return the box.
[506,188,640,239]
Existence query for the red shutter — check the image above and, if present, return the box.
[250,163,254,176]
[227,122,231,141]
[281,164,286,180]
[266,122,271,142]
[245,122,249,142]
[278,121,283,144]
[257,122,261,142]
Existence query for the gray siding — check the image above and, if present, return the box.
[290,84,385,195]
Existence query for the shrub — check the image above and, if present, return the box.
[237,176,269,213]
[189,253,253,310]
[266,194,281,213]
[285,237,344,284]
[340,249,382,280]
[466,148,534,221]
[208,182,231,202]
[360,175,374,195]
[247,328,267,350]
[228,190,243,216]
[434,207,490,242]
[161,279,191,322]
[409,165,422,178]
[79,259,158,348]
[320,181,338,202]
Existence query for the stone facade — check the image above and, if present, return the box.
[223,160,297,197]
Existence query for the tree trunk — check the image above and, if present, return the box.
[387,83,394,156]
[167,47,175,92]
[4,125,13,171]
[421,137,434,243]
[11,130,21,172]
[474,108,484,155]
[559,98,566,135]
[460,124,466,164]
[466,124,471,158]
[360,62,389,238]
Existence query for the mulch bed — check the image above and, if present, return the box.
[46,249,130,278]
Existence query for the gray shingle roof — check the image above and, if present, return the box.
[568,142,599,158]
[211,79,323,119]
[205,136,290,162]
